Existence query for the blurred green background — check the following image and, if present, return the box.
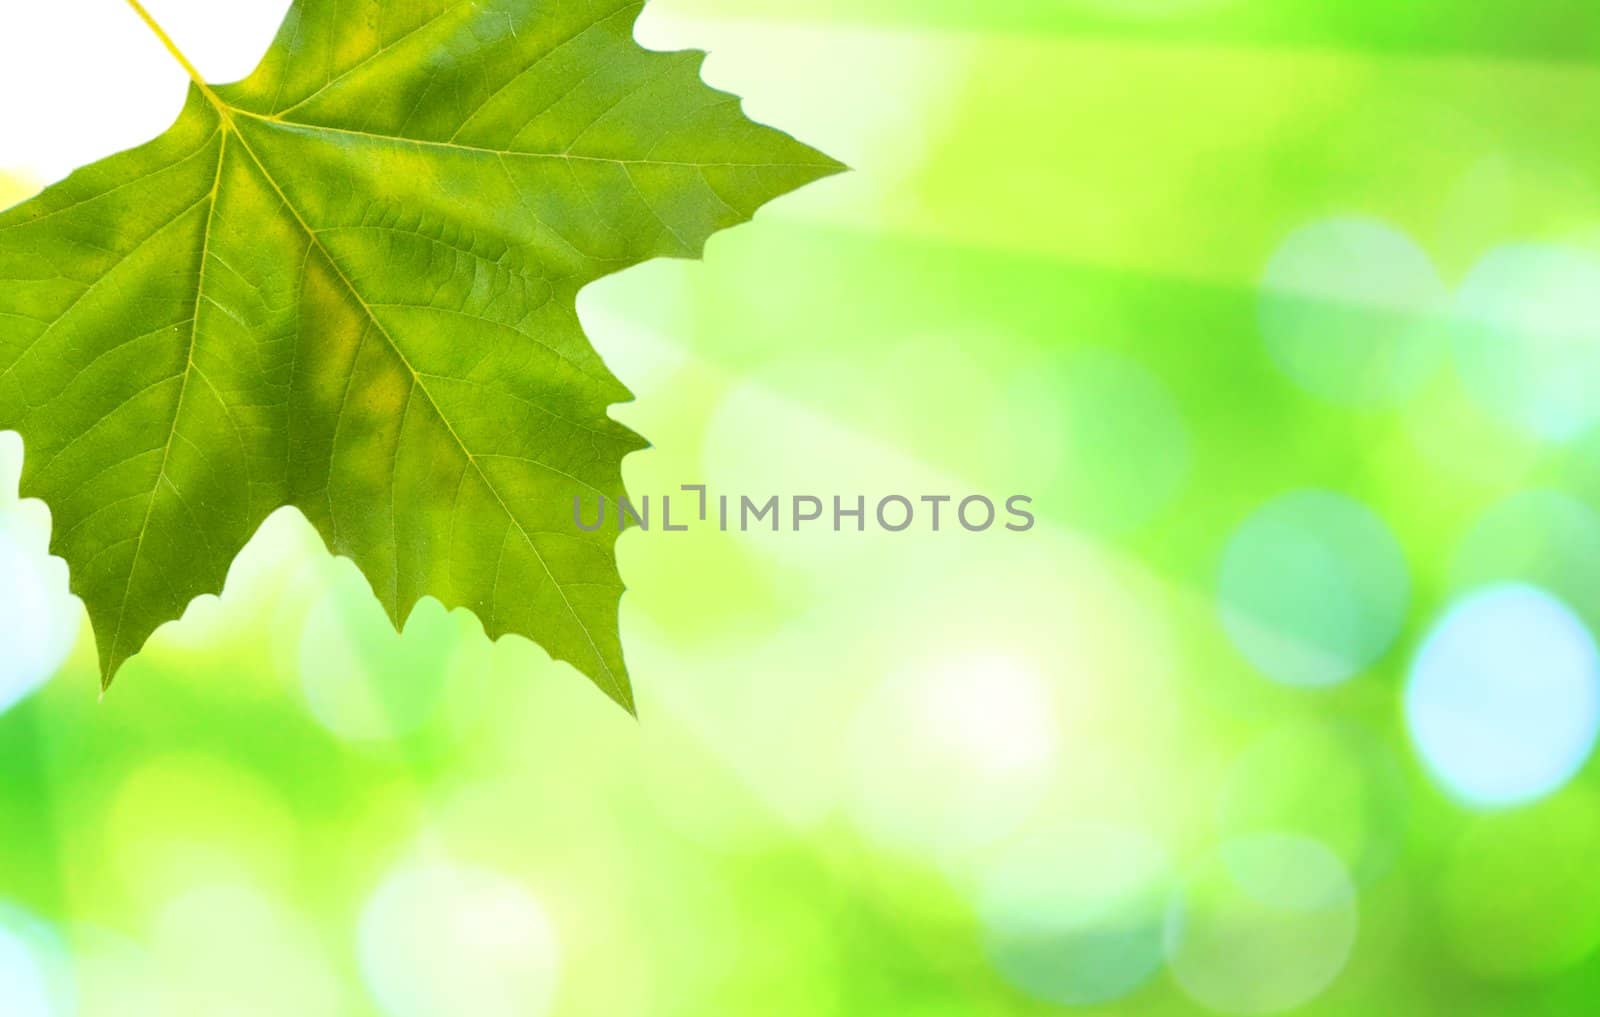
[6,0,1600,1014]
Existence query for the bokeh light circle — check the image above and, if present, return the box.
[358,860,559,1017]
[1218,491,1409,686]
[1449,490,1600,624]
[104,753,300,913]
[0,435,78,714]
[1453,245,1600,442]
[1165,833,1358,1014]
[849,652,1059,861]
[71,927,164,1017]
[1259,218,1447,406]
[1051,349,1190,534]
[977,823,1172,1006]
[1406,584,1600,808]
[0,905,66,1017]
[0,525,76,715]
[152,882,344,1017]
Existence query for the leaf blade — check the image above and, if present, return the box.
[0,0,841,708]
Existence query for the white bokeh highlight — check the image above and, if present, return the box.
[359,860,559,1017]
[151,882,344,1017]
[0,526,77,713]
[0,435,79,712]
[0,913,57,1017]
[1453,245,1600,443]
[849,652,1059,861]
[1407,585,1600,808]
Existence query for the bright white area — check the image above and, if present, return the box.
[0,0,290,183]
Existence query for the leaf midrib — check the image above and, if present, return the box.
[230,119,629,707]
[123,0,631,708]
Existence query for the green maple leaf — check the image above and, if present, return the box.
[0,0,841,712]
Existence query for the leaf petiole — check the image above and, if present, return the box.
[121,0,224,108]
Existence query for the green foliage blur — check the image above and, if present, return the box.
[4,0,1600,1014]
